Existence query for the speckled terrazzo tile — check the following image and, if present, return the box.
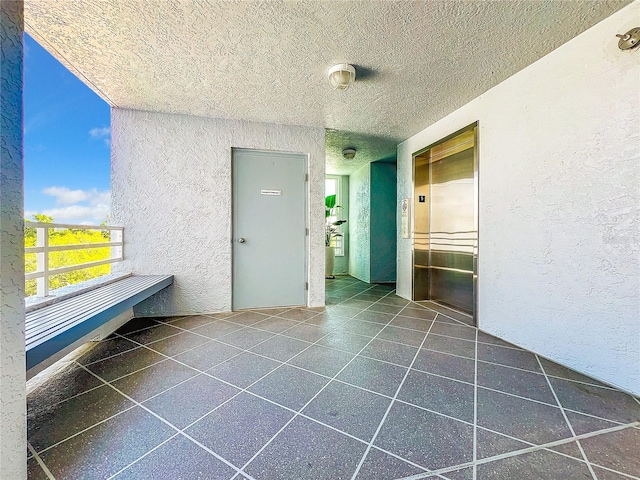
[442,467,474,480]
[477,343,541,372]
[244,415,367,480]
[422,334,475,359]
[251,316,300,333]
[27,457,50,480]
[477,389,572,445]
[282,323,329,342]
[83,346,166,382]
[115,317,162,335]
[549,377,640,424]
[142,374,239,429]
[477,362,556,404]
[548,441,584,459]
[302,312,350,328]
[164,314,218,330]
[579,427,640,477]
[317,331,373,354]
[248,364,329,411]
[216,327,275,350]
[477,331,521,349]
[366,302,405,315]
[361,339,418,367]
[27,363,103,412]
[412,350,475,384]
[476,449,592,479]
[428,322,476,341]
[475,428,530,459]
[190,319,245,339]
[416,302,473,326]
[276,308,320,321]
[564,410,623,436]
[390,315,434,332]
[250,335,312,362]
[399,370,475,423]
[113,434,236,479]
[145,330,211,356]
[173,339,243,371]
[75,336,139,365]
[250,307,290,316]
[375,401,474,470]
[111,359,199,402]
[355,447,427,479]
[337,356,407,397]
[539,358,608,387]
[28,384,134,452]
[354,310,396,325]
[303,380,391,442]
[325,305,363,318]
[341,299,377,310]
[338,319,386,337]
[124,322,183,344]
[185,392,294,466]
[399,307,438,321]
[377,295,410,307]
[39,407,175,480]
[287,344,355,377]
[376,325,427,347]
[206,352,281,388]
[225,311,271,326]
[590,465,636,480]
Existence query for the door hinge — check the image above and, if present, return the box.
[305,173,309,182]
[305,228,309,236]
[305,282,309,290]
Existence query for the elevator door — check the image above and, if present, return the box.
[413,126,477,318]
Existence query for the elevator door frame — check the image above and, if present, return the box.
[411,122,478,325]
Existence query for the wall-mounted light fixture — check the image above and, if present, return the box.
[342,148,357,160]
[616,27,640,50]
[328,64,356,91]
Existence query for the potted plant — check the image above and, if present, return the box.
[325,194,347,279]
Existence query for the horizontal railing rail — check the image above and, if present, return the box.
[25,222,124,298]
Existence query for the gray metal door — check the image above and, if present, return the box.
[232,149,307,310]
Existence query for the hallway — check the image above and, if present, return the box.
[26,277,640,479]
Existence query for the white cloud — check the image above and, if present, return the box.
[89,126,111,146]
[34,187,111,224]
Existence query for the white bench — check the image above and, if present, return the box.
[26,275,174,371]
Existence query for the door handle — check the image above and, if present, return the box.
[238,238,246,243]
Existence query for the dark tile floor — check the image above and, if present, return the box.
[26,277,640,480]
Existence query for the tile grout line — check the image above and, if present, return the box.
[27,441,56,480]
[535,354,599,480]
[394,421,640,480]
[229,300,419,480]
[472,328,478,480]
[349,313,439,480]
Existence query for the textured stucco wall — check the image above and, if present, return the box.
[348,163,371,283]
[397,2,640,394]
[0,2,26,478]
[111,109,325,314]
[370,162,397,283]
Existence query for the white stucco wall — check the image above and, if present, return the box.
[397,2,640,395]
[0,2,27,478]
[349,163,371,283]
[111,109,325,315]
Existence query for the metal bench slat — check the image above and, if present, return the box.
[26,275,173,370]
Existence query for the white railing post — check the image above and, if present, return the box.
[111,228,123,262]
[35,225,49,297]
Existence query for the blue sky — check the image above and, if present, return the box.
[24,33,111,225]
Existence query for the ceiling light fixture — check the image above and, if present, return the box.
[342,148,357,160]
[328,64,356,91]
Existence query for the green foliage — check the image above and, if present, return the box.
[24,215,112,297]
[325,195,347,247]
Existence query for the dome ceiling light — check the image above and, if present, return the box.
[342,148,357,160]
[328,64,356,91]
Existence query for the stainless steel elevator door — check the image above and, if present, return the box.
[413,127,477,317]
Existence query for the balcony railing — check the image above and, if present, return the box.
[25,222,124,298]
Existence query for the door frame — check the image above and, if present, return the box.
[410,121,479,325]
[230,147,309,310]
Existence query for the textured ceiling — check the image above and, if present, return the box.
[25,0,630,174]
